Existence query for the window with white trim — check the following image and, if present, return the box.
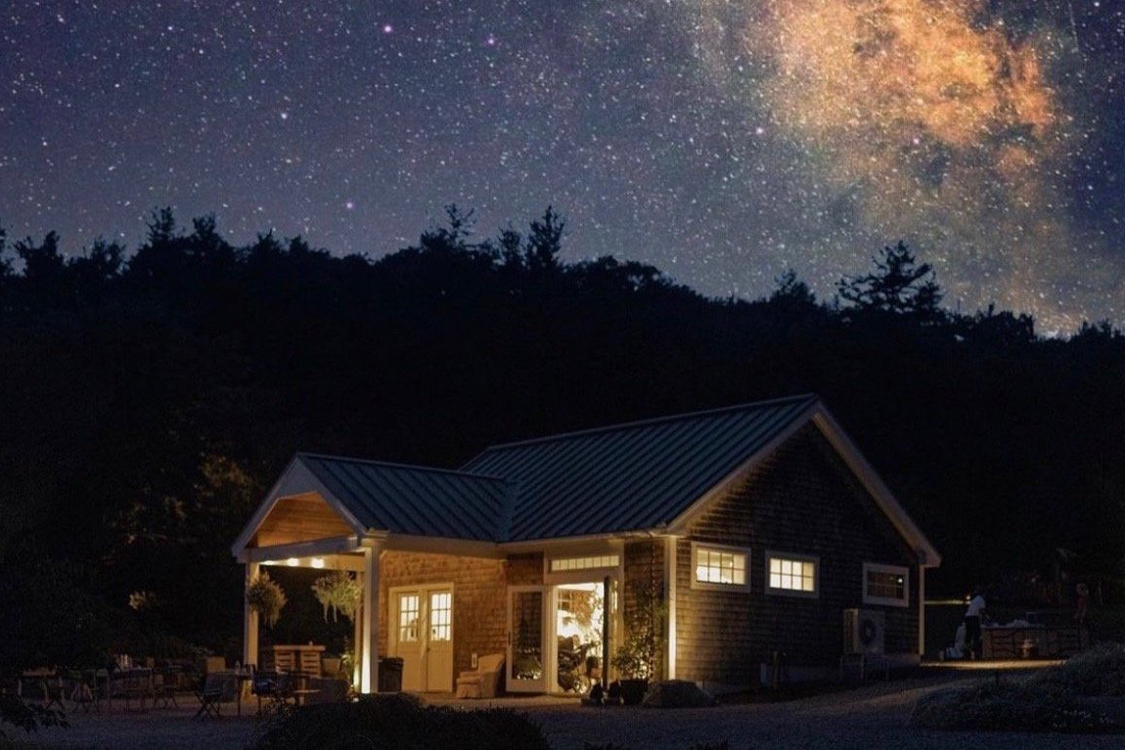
[691,543,750,590]
[767,552,818,596]
[429,591,452,641]
[398,593,420,642]
[549,554,620,573]
[863,563,909,607]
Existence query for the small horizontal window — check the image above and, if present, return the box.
[767,552,818,597]
[691,543,750,590]
[863,563,909,607]
[549,554,620,573]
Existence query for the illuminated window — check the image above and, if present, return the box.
[549,554,620,573]
[767,553,818,596]
[429,591,452,641]
[691,543,750,590]
[863,563,909,607]
[398,594,419,642]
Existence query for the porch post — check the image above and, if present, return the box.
[664,536,677,680]
[243,561,260,668]
[361,542,381,693]
[918,563,926,656]
[353,583,364,687]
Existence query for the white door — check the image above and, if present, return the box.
[425,589,454,691]
[393,590,424,691]
[391,585,454,692]
[507,586,547,692]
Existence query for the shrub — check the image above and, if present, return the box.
[251,694,550,750]
[911,679,1116,733]
[1032,643,1125,697]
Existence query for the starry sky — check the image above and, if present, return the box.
[2,1,1123,330]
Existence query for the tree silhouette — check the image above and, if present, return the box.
[837,241,943,319]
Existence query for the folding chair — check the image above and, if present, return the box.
[195,672,225,718]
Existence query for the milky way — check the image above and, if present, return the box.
[1,1,1122,329]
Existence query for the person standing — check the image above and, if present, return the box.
[964,587,987,659]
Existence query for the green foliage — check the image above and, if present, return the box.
[613,581,665,680]
[310,572,361,623]
[246,570,287,628]
[1032,643,1125,697]
[251,694,550,750]
[0,694,68,741]
[911,678,1118,733]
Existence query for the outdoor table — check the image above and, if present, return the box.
[109,668,154,711]
[233,670,253,716]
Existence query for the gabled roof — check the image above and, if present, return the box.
[462,394,819,542]
[234,394,940,567]
[295,454,510,542]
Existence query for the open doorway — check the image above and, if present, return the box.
[553,582,605,694]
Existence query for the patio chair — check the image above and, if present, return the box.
[68,670,98,713]
[152,670,178,708]
[195,671,237,718]
[455,654,504,699]
[251,670,286,715]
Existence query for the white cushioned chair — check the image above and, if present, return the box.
[455,654,504,699]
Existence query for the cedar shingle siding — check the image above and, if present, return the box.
[675,425,919,686]
[377,551,507,688]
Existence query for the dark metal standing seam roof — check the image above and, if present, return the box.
[461,394,818,541]
[297,454,511,542]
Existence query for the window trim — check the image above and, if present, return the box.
[690,541,751,592]
[862,562,910,608]
[765,550,820,598]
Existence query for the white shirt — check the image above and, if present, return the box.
[965,595,986,617]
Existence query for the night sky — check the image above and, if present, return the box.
[2,1,1123,331]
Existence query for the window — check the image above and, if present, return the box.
[398,593,419,642]
[429,591,452,641]
[549,554,620,573]
[691,543,750,590]
[863,563,909,607]
[767,552,818,597]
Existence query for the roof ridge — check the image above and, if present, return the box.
[470,393,819,455]
[297,452,509,483]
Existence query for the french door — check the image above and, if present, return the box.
[507,586,546,692]
[391,585,454,692]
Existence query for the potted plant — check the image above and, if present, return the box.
[245,570,287,627]
[612,580,665,705]
[311,571,361,622]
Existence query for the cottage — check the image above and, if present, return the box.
[232,394,940,694]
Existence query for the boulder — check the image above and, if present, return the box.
[641,680,716,708]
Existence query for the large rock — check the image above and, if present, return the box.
[641,680,716,708]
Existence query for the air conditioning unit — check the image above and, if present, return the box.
[844,609,885,655]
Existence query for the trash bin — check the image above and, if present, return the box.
[378,657,403,692]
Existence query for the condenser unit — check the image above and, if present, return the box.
[843,609,885,655]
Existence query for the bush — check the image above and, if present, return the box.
[251,694,550,750]
[911,680,1116,733]
[1032,643,1125,697]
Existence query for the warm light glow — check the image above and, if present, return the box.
[311,557,326,569]
[286,557,299,567]
[769,556,816,593]
[549,554,619,573]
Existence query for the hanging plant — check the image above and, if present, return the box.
[311,571,361,623]
[246,570,287,628]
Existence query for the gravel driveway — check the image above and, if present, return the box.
[24,672,1122,750]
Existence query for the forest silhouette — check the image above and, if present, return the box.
[1,206,1122,669]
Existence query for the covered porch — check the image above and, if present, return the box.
[230,453,508,695]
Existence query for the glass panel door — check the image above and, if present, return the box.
[507,586,546,692]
